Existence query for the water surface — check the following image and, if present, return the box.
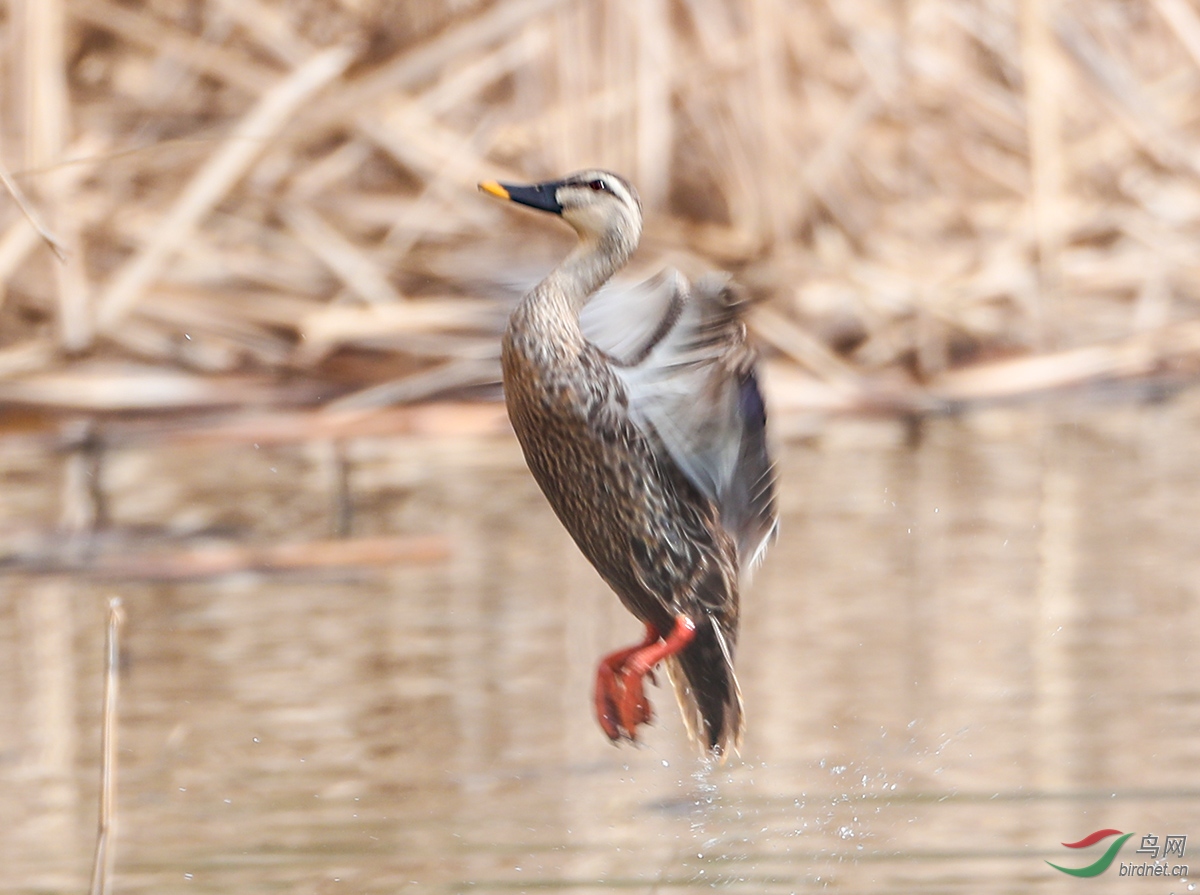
[2,392,1199,894]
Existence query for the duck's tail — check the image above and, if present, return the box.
[664,611,743,761]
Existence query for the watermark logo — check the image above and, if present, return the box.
[1048,829,1134,877]
[1048,829,1189,879]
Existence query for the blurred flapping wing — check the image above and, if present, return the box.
[581,271,778,571]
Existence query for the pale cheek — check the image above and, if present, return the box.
[566,206,608,231]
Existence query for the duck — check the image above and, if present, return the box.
[479,170,777,758]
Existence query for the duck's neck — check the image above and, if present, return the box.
[510,230,633,358]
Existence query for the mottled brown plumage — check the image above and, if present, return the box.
[480,170,777,758]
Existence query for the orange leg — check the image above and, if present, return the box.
[615,616,696,742]
[593,616,698,743]
[594,623,659,741]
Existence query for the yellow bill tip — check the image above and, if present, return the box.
[478,180,509,200]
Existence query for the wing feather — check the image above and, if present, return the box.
[580,271,778,570]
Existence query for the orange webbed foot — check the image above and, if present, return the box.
[594,623,659,741]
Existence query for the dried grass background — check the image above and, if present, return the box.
[5,0,1200,431]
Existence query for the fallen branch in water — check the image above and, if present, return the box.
[2,533,451,580]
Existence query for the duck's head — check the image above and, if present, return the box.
[479,170,642,246]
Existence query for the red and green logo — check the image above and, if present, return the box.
[1047,829,1134,877]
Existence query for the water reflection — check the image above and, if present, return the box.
[3,392,1200,893]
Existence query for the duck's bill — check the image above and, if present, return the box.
[478,179,563,215]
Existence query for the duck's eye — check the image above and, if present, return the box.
[587,179,607,192]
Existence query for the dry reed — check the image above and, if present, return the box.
[1,0,1199,439]
[88,596,123,895]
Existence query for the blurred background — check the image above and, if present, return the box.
[2,0,1200,892]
